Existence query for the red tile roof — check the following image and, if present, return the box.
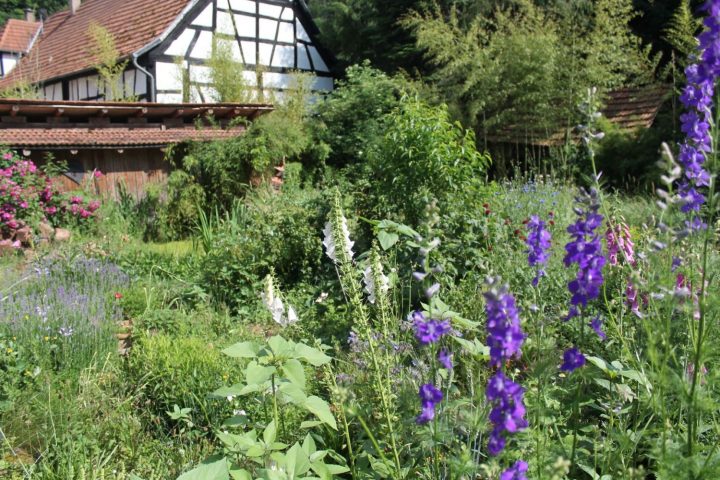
[0,126,246,148]
[0,19,42,54]
[0,0,192,87]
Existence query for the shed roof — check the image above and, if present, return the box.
[487,84,672,147]
[0,18,42,54]
[0,98,272,148]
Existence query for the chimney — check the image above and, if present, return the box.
[70,0,81,15]
[24,7,35,22]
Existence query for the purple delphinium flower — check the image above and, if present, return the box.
[412,310,451,345]
[561,348,586,373]
[438,349,453,370]
[676,1,720,224]
[486,371,528,456]
[526,215,552,286]
[484,278,528,459]
[416,383,443,424]
[501,460,529,480]
[589,316,606,341]
[564,188,605,318]
[485,283,525,368]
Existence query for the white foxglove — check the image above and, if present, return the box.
[363,265,389,304]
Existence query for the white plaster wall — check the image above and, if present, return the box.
[1,55,18,77]
[156,62,183,91]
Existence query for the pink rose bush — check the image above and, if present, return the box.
[0,149,101,240]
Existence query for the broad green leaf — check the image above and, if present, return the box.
[268,335,293,357]
[228,468,252,480]
[286,442,311,477]
[303,396,337,430]
[212,384,246,398]
[452,337,489,358]
[302,433,317,454]
[295,344,332,366]
[377,230,399,250]
[263,420,277,445]
[177,457,229,480]
[282,359,306,389]
[279,382,308,405]
[586,355,609,373]
[223,342,259,359]
[245,361,276,385]
[222,415,249,428]
[246,444,266,458]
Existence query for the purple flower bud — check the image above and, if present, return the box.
[561,348,586,373]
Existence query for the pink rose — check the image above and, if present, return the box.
[93,170,103,178]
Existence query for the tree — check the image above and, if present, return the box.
[583,0,658,89]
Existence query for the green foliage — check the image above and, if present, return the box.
[198,186,326,314]
[179,335,347,480]
[663,0,701,64]
[204,36,254,103]
[314,63,410,168]
[160,76,324,239]
[87,23,131,101]
[404,0,657,142]
[125,333,241,437]
[582,0,658,89]
[365,96,490,226]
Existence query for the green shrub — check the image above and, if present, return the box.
[364,96,491,226]
[125,333,241,437]
[199,186,326,315]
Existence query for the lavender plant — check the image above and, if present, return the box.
[0,256,128,372]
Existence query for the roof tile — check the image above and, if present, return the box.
[0,126,246,148]
[0,19,42,54]
[0,0,191,87]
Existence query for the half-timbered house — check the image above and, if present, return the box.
[0,11,42,79]
[0,0,334,101]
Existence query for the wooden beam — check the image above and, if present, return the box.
[10,105,20,117]
[135,107,148,117]
[172,108,185,118]
[54,108,65,117]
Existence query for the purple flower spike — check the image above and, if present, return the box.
[564,189,605,310]
[413,312,451,345]
[526,215,552,286]
[416,384,443,424]
[561,348,586,373]
[438,349,453,370]
[484,282,525,368]
[501,460,529,480]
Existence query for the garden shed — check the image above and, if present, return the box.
[0,98,272,198]
[486,84,673,170]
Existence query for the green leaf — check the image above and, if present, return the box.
[377,230,399,250]
[212,384,246,398]
[268,335,293,358]
[303,396,337,430]
[245,361,276,385]
[282,359,306,389]
[228,468,252,480]
[294,344,332,366]
[222,341,259,359]
[263,420,277,445]
[279,382,308,405]
[286,442,311,477]
[177,457,229,480]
